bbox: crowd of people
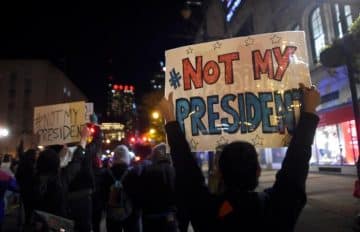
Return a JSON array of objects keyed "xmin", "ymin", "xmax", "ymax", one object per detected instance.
[{"xmin": 0, "ymin": 83, "xmax": 320, "ymax": 232}]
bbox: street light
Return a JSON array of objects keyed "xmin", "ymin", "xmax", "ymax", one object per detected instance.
[
  {"xmin": 152, "ymin": 111, "xmax": 160, "ymax": 120},
  {"xmin": 0, "ymin": 128, "xmax": 9, "ymax": 137},
  {"xmin": 149, "ymin": 128, "xmax": 156, "ymax": 135}
]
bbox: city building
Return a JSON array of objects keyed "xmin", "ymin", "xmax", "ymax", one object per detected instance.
[
  {"xmin": 0, "ymin": 60, "xmax": 87, "ymax": 155},
  {"xmin": 194, "ymin": 0, "xmax": 360, "ymax": 174},
  {"xmin": 150, "ymin": 61, "xmax": 166, "ymax": 91},
  {"xmin": 106, "ymin": 82, "xmax": 137, "ymax": 138}
]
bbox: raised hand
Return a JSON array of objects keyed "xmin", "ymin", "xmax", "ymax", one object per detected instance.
[
  {"xmin": 158, "ymin": 92, "xmax": 176, "ymax": 122},
  {"xmin": 299, "ymin": 83, "xmax": 320, "ymax": 114}
]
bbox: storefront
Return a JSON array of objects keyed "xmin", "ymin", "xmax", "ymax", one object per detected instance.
[{"xmin": 260, "ymin": 65, "xmax": 360, "ymax": 175}]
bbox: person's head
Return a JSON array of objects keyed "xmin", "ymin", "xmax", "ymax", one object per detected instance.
[
  {"xmin": 149, "ymin": 143, "xmax": 171, "ymax": 164},
  {"xmin": 112, "ymin": 145, "xmax": 130, "ymax": 165},
  {"xmin": 1, "ymin": 154, "xmax": 12, "ymax": 169},
  {"xmin": 36, "ymin": 149, "xmax": 60, "ymax": 175},
  {"xmin": 2, "ymin": 154, "xmax": 12, "ymax": 163},
  {"xmin": 218, "ymin": 141, "xmax": 260, "ymax": 192},
  {"xmin": 90, "ymin": 113, "xmax": 98, "ymax": 124},
  {"xmin": 22, "ymin": 149, "xmax": 37, "ymax": 166}
]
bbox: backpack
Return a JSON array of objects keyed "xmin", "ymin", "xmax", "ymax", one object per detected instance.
[{"xmin": 107, "ymin": 170, "xmax": 133, "ymax": 221}]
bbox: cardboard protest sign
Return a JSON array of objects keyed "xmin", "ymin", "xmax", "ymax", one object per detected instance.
[
  {"xmin": 35, "ymin": 210, "xmax": 74, "ymax": 232},
  {"xmin": 34, "ymin": 101, "xmax": 86, "ymax": 146},
  {"xmin": 165, "ymin": 31, "xmax": 311, "ymax": 151}
]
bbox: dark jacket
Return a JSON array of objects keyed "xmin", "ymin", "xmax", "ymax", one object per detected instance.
[
  {"xmin": 33, "ymin": 173, "xmax": 65, "ymax": 217},
  {"xmin": 138, "ymin": 160, "xmax": 176, "ymax": 215},
  {"xmin": 104, "ymin": 163, "xmax": 129, "ymax": 203},
  {"xmin": 165, "ymin": 112, "xmax": 319, "ymax": 232},
  {"xmin": 62, "ymin": 146, "xmax": 95, "ymax": 195}
]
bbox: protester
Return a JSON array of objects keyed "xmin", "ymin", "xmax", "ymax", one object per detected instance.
[
  {"xmin": 139, "ymin": 143, "xmax": 178, "ymax": 232},
  {"xmin": 62, "ymin": 126, "xmax": 95, "ymax": 232},
  {"xmin": 16, "ymin": 149, "xmax": 37, "ymax": 228},
  {"xmin": 91, "ymin": 156, "xmax": 108, "ymax": 232},
  {"xmin": 33, "ymin": 148, "xmax": 66, "ymax": 217},
  {"xmin": 0, "ymin": 166, "xmax": 17, "ymax": 232},
  {"xmin": 105, "ymin": 144, "xmax": 141, "ymax": 232},
  {"xmin": 159, "ymin": 83, "xmax": 320, "ymax": 231}
]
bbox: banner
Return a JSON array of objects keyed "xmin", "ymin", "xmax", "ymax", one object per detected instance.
[
  {"xmin": 165, "ymin": 31, "xmax": 311, "ymax": 151},
  {"xmin": 34, "ymin": 101, "xmax": 86, "ymax": 146}
]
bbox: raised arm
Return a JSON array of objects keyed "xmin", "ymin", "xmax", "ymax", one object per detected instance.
[
  {"xmin": 273, "ymin": 84, "xmax": 320, "ymax": 191},
  {"xmin": 159, "ymin": 93, "xmax": 215, "ymax": 231},
  {"xmin": 159, "ymin": 93, "xmax": 207, "ymax": 193}
]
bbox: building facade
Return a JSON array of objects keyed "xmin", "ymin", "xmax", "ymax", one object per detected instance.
[
  {"xmin": 106, "ymin": 83, "xmax": 137, "ymax": 138},
  {"xmin": 196, "ymin": 0, "xmax": 360, "ymax": 174},
  {"xmin": 0, "ymin": 60, "xmax": 87, "ymax": 155}
]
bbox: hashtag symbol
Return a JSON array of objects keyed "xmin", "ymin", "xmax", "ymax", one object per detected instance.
[{"xmin": 169, "ymin": 68, "xmax": 181, "ymax": 89}]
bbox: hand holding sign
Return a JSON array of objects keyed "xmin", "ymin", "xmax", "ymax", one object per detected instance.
[
  {"xmin": 159, "ymin": 92, "xmax": 175, "ymax": 123},
  {"xmin": 299, "ymin": 83, "xmax": 320, "ymax": 114}
]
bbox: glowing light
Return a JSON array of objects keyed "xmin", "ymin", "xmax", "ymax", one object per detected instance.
[
  {"xmin": 149, "ymin": 128, "xmax": 156, "ymax": 134},
  {"xmin": 0, "ymin": 128, "xmax": 9, "ymax": 137},
  {"xmin": 106, "ymin": 139, "xmax": 111, "ymax": 144},
  {"xmin": 152, "ymin": 111, "xmax": 160, "ymax": 119},
  {"xmin": 135, "ymin": 156, "xmax": 141, "ymax": 162},
  {"xmin": 106, "ymin": 149, "xmax": 110, "ymax": 154}
]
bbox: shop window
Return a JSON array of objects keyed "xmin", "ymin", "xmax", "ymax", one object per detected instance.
[
  {"xmin": 310, "ymin": 7, "xmax": 326, "ymax": 63},
  {"xmin": 314, "ymin": 120, "xmax": 359, "ymax": 165}
]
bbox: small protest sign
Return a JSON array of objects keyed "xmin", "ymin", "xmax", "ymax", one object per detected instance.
[{"xmin": 34, "ymin": 101, "xmax": 86, "ymax": 146}]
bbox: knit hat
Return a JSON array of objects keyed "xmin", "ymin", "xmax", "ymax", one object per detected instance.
[
  {"xmin": 112, "ymin": 145, "xmax": 130, "ymax": 165},
  {"xmin": 151, "ymin": 143, "xmax": 170, "ymax": 164}
]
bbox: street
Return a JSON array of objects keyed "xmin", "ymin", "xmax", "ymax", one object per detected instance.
[
  {"xmin": 258, "ymin": 171, "xmax": 359, "ymax": 231},
  {"xmin": 3, "ymin": 171, "xmax": 359, "ymax": 231}
]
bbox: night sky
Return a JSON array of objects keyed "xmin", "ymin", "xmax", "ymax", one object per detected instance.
[{"xmin": 0, "ymin": 2, "xmax": 192, "ymax": 115}]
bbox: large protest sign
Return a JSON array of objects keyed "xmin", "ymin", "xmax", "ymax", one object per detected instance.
[
  {"xmin": 34, "ymin": 101, "xmax": 86, "ymax": 146},
  {"xmin": 165, "ymin": 31, "xmax": 311, "ymax": 151}
]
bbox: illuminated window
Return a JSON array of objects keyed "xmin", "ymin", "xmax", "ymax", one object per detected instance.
[
  {"xmin": 333, "ymin": 4, "xmax": 353, "ymax": 38},
  {"xmin": 310, "ymin": 7, "xmax": 326, "ymax": 63}
]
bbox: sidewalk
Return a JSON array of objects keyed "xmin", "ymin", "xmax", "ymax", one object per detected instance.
[{"xmin": 258, "ymin": 170, "xmax": 359, "ymax": 231}]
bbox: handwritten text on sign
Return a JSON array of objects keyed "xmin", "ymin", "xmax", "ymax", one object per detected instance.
[
  {"xmin": 34, "ymin": 101, "xmax": 86, "ymax": 146},
  {"xmin": 165, "ymin": 32, "xmax": 311, "ymax": 150}
]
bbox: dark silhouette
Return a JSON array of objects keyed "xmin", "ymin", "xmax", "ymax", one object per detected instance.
[{"xmin": 159, "ymin": 84, "xmax": 320, "ymax": 231}]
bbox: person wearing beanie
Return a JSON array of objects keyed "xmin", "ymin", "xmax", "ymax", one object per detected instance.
[
  {"xmin": 104, "ymin": 145, "xmax": 141, "ymax": 232},
  {"xmin": 137, "ymin": 143, "xmax": 178, "ymax": 232}
]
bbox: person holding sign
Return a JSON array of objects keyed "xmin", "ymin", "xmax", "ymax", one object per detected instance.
[{"xmin": 159, "ymin": 83, "xmax": 320, "ymax": 231}]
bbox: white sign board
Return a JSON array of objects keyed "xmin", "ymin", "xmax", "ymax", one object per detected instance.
[
  {"xmin": 165, "ymin": 31, "xmax": 311, "ymax": 151},
  {"xmin": 34, "ymin": 101, "xmax": 86, "ymax": 146}
]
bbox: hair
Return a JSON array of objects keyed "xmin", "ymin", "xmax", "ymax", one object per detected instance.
[
  {"xmin": 3, "ymin": 154, "xmax": 12, "ymax": 163},
  {"xmin": 218, "ymin": 141, "xmax": 260, "ymax": 192},
  {"xmin": 150, "ymin": 143, "xmax": 171, "ymax": 164},
  {"xmin": 113, "ymin": 145, "xmax": 130, "ymax": 165},
  {"xmin": 36, "ymin": 149, "xmax": 60, "ymax": 175}
]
